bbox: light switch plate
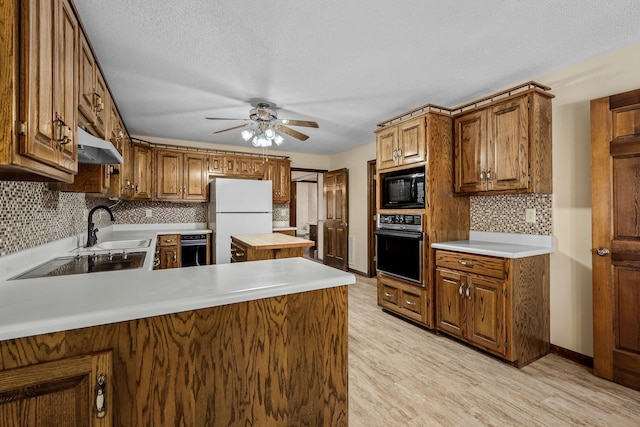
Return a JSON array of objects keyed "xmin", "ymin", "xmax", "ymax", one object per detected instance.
[
  {"xmin": 145, "ymin": 209, "xmax": 153, "ymax": 218},
  {"xmin": 525, "ymin": 208, "xmax": 536, "ymax": 223}
]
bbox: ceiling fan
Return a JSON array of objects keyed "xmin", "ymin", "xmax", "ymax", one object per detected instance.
[{"xmin": 205, "ymin": 101, "xmax": 318, "ymax": 147}]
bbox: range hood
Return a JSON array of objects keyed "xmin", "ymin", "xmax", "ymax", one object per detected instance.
[{"xmin": 77, "ymin": 127, "xmax": 123, "ymax": 164}]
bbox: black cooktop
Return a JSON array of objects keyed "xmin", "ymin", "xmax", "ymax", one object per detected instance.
[{"xmin": 11, "ymin": 252, "xmax": 147, "ymax": 280}]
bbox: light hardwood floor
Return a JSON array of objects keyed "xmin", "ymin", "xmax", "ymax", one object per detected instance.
[{"xmin": 348, "ymin": 276, "xmax": 640, "ymax": 426}]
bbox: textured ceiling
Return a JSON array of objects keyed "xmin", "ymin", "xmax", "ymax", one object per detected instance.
[{"xmin": 73, "ymin": 0, "xmax": 640, "ymax": 155}]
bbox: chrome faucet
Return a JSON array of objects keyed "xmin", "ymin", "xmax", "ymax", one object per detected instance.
[{"xmin": 86, "ymin": 205, "xmax": 116, "ymax": 248}]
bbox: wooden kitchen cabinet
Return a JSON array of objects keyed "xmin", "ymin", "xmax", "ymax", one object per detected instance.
[
  {"xmin": 207, "ymin": 153, "xmax": 240, "ymax": 176},
  {"xmin": 157, "ymin": 234, "xmax": 180, "ymax": 269},
  {"xmin": 0, "ymin": 0, "xmax": 79, "ymax": 183},
  {"xmin": 155, "ymin": 149, "xmax": 208, "ymax": 202},
  {"xmin": 78, "ymin": 29, "xmax": 108, "ymax": 139},
  {"xmin": 454, "ymin": 89, "xmax": 553, "ymax": 194},
  {"xmin": 0, "ymin": 351, "xmax": 113, "ymax": 426},
  {"xmin": 375, "ymin": 117, "xmax": 426, "ymax": 171},
  {"xmin": 238, "ymin": 155, "xmax": 266, "ymax": 177},
  {"xmin": 435, "ymin": 250, "xmax": 550, "ymax": 367},
  {"xmin": 265, "ymin": 158, "xmax": 291, "ymax": 202},
  {"xmin": 131, "ymin": 143, "xmax": 153, "ymax": 200}
]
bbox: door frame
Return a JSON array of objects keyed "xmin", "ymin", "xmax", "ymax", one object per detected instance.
[{"xmin": 367, "ymin": 159, "xmax": 377, "ymax": 277}]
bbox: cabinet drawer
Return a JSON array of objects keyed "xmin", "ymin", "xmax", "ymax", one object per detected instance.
[
  {"xmin": 231, "ymin": 242, "xmax": 246, "ymax": 263},
  {"xmin": 158, "ymin": 234, "xmax": 180, "ymax": 247},
  {"xmin": 400, "ymin": 290, "xmax": 423, "ymax": 316},
  {"xmin": 435, "ymin": 250, "xmax": 505, "ymax": 279},
  {"xmin": 380, "ymin": 285, "xmax": 399, "ymax": 306}
]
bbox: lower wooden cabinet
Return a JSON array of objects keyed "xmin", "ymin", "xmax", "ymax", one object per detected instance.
[
  {"xmin": 0, "ymin": 351, "xmax": 113, "ymax": 426},
  {"xmin": 156, "ymin": 234, "xmax": 180, "ymax": 269},
  {"xmin": 377, "ymin": 274, "xmax": 428, "ymax": 325},
  {"xmin": 435, "ymin": 250, "xmax": 549, "ymax": 367}
]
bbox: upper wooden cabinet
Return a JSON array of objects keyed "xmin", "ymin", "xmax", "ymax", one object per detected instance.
[
  {"xmin": 0, "ymin": 0, "xmax": 79, "ymax": 183},
  {"xmin": 78, "ymin": 30, "xmax": 108, "ymax": 138},
  {"xmin": 238, "ymin": 156, "xmax": 266, "ymax": 178},
  {"xmin": 265, "ymin": 158, "xmax": 291, "ymax": 203},
  {"xmin": 454, "ymin": 90, "xmax": 553, "ymax": 194},
  {"xmin": 376, "ymin": 117, "xmax": 426, "ymax": 171},
  {"xmin": 156, "ymin": 149, "xmax": 208, "ymax": 202},
  {"xmin": 131, "ymin": 144, "xmax": 153, "ymax": 200}
]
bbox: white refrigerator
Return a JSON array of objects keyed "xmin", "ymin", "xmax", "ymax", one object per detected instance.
[{"xmin": 208, "ymin": 178, "xmax": 273, "ymax": 264}]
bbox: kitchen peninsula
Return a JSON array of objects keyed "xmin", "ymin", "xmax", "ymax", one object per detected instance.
[{"xmin": 0, "ymin": 253, "xmax": 353, "ymax": 426}]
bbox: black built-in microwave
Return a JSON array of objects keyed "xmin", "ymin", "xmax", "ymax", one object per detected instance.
[{"xmin": 381, "ymin": 168, "xmax": 425, "ymax": 209}]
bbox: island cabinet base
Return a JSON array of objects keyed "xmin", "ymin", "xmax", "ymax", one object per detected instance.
[{"xmin": 0, "ymin": 286, "xmax": 348, "ymax": 426}]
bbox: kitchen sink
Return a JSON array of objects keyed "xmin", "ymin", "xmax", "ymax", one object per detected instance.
[
  {"xmin": 11, "ymin": 252, "xmax": 147, "ymax": 280},
  {"xmin": 87, "ymin": 239, "xmax": 151, "ymax": 251}
]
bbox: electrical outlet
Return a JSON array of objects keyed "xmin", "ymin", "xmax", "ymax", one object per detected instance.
[
  {"xmin": 145, "ymin": 209, "xmax": 153, "ymax": 218},
  {"xmin": 525, "ymin": 208, "xmax": 536, "ymax": 223}
]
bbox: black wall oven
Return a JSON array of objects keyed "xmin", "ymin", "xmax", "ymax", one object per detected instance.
[{"xmin": 375, "ymin": 214, "xmax": 423, "ymax": 285}]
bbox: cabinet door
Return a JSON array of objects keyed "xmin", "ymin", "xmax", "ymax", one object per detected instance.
[
  {"xmin": 435, "ymin": 268, "xmax": 466, "ymax": 338},
  {"xmin": 93, "ymin": 69, "xmax": 108, "ymax": 138},
  {"xmin": 207, "ymin": 154, "xmax": 225, "ymax": 175},
  {"xmin": 237, "ymin": 157, "xmax": 252, "ymax": 175},
  {"xmin": 132, "ymin": 145, "xmax": 152, "ymax": 200},
  {"xmin": 183, "ymin": 152, "xmax": 208, "ymax": 201},
  {"xmin": 466, "ymin": 275, "xmax": 506, "ymax": 355},
  {"xmin": 487, "ymin": 96, "xmax": 529, "ymax": 191},
  {"xmin": 0, "ymin": 351, "xmax": 112, "ymax": 426},
  {"xmin": 78, "ymin": 31, "xmax": 96, "ymax": 128},
  {"xmin": 454, "ymin": 109, "xmax": 485, "ymax": 193},
  {"xmin": 398, "ymin": 117, "xmax": 425, "ymax": 166},
  {"xmin": 159, "ymin": 246, "xmax": 180, "ymax": 269},
  {"xmin": 277, "ymin": 159, "xmax": 291, "ymax": 202},
  {"xmin": 156, "ymin": 150, "xmax": 183, "ymax": 200},
  {"xmin": 376, "ymin": 126, "xmax": 398, "ymax": 170},
  {"xmin": 251, "ymin": 158, "xmax": 265, "ymax": 177},
  {"xmin": 223, "ymin": 156, "xmax": 239, "ymax": 175}
]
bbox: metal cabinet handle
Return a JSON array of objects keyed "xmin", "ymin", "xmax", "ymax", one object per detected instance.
[
  {"xmin": 486, "ymin": 167, "xmax": 492, "ymax": 183},
  {"xmin": 458, "ymin": 259, "xmax": 474, "ymax": 267},
  {"xmin": 384, "ymin": 292, "xmax": 393, "ymax": 298},
  {"xmin": 466, "ymin": 284, "xmax": 472, "ymax": 300},
  {"xmin": 459, "ymin": 283, "xmax": 464, "ymax": 296},
  {"xmin": 480, "ymin": 169, "xmax": 486, "ymax": 182},
  {"xmin": 405, "ymin": 300, "xmax": 416, "ymax": 306},
  {"xmin": 235, "ymin": 252, "xmax": 243, "ymax": 257},
  {"xmin": 95, "ymin": 373, "xmax": 106, "ymax": 419},
  {"xmin": 595, "ymin": 247, "xmax": 610, "ymax": 256},
  {"xmin": 164, "ymin": 239, "xmax": 172, "ymax": 243}
]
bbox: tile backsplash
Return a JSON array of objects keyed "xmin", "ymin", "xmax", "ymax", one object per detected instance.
[
  {"xmin": 470, "ymin": 194, "xmax": 552, "ymax": 235},
  {"xmin": 0, "ymin": 181, "xmax": 85, "ymax": 256},
  {"xmin": 86, "ymin": 198, "xmax": 207, "ymax": 226}
]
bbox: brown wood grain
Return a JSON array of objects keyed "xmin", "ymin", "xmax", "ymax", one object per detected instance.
[
  {"xmin": 231, "ymin": 233, "xmax": 313, "ymax": 250},
  {"xmin": 0, "ymin": 286, "xmax": 348, "ymax": 426}
]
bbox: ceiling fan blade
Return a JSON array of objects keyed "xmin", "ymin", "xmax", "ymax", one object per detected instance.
[
  {"xmin": 278, "ymin": 125, "xmax": 309, "ymax": 141},
  {"xmin": 212, "ymin": 123, "xmax": 251, "ymax": 134},
  {"xmin": 205, "ymin": 117, "xmax": 248, "ymax": 121},
  {"xmin": 278, "ymin": 119, "xmax": 319, "ymax": 128}
]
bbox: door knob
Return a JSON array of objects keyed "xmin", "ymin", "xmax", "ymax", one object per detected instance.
[{"xmin": 595, "ymin": 247, "xmax": 610, "ymax": 256}]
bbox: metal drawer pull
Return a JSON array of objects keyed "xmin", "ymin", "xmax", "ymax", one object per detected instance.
[
  {"xmin": 95, "ymin": 373, "xmax": 106, "ymax": 419},
  {"xmin": 384, "ymin": 292, "xmax": 393, "ymax": 298},
  {"xmin": 235, "ymin": 252, "xmax": 243, "ymax": 257},
  {"xmin": 458, "ymin": 259, "xmax": 474, "ymax": 267},
  {"xmin": 459, "ymin": 283, "xmax": 464, "ymax": 296},
  {"xmin": 405, "ymin": 300, "xmax": 416, "ymax": 306}
]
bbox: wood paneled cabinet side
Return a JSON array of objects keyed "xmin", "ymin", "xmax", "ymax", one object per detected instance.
[
  {"xmin": 435, "ymin": 250, "xmax": 550, "ymax": 368},
  {"xmin": 0, "ymin": 0, "xmax": 79, "ymax": 183},
  {"xmin": 454, "ymin": 91, "xmax": 553, "ymax": 195}
]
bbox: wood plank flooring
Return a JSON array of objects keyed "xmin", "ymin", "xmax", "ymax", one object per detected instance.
[{"xmin": 349, "ymin": 276, "xmax": 640, "ymax": 426}]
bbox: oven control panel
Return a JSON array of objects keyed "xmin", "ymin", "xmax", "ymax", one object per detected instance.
[{"xmin": 378, "ymin": 214, "xmax": 422, "ymax": 231}]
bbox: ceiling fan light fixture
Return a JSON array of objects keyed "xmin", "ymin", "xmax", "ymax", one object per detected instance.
[
  {"xmin": 252, "ymin": 133, "xmax": 271, "ymax": 147},
  {"xmin": 274, "ymin": 134, "xmax": 284, "ymax": 145},
  {"xmin": 264, "ymin": 127, "xmax": 276, "ymax": 139},
  {"xmin": 241, "ymin": 129, "xmax": 255, "ymax": 141}
]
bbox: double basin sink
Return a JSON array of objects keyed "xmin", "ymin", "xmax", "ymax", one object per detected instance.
[{"xmin": 11, "ymin": 239, "xmax": 152, "ymax": 280}]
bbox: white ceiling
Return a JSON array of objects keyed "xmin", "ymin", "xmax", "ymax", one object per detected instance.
[{"xmin": 73, "ymin": 0, "xmax": 640, "ymax": 155}]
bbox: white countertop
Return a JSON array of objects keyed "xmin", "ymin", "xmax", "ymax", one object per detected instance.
[
  {"xmin": 431, "ymin": 231, "xmax": 554, "ymax": 258},
  {"xmin": 0, "ymin": 224, "xmax": 354, "ymax": 341}
]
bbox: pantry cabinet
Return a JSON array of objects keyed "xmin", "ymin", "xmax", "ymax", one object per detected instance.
[
  {"xmin": 155, "ymin": 149, "xmax": 208, "ymax": 202},
  {"xmin": 435, "ymin": 250, "xmax": 549, "ymax": 367},
  {"xmin": 0, "ymin": 0, "xmax": 79, "ymax": 182},
  {"xmin": 375, "ymin": 117, "xmax": 425, "ymax": 171},
  {"xmin": 454, "ymin": 90, "xmax": 553, "ymax": 194}
]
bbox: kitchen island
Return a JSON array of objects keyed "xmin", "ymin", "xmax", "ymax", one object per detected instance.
[
  {"xmin": 231, "ymin": 233, "xmax": 314, "ymax": 262},
  {"xmin": 0, "ymin": 257, "xmax": 353, "ymax": 426}
]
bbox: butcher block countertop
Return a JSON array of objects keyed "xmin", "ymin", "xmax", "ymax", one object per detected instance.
[{"xmin": 232, "ymin": 233, "xmax": 314, "ymax": 249}]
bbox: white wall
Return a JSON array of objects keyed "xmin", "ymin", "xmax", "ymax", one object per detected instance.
[
  {"xmin": 328, "ymin": 142, "xmax": 377, "ymax": 273},
  {"xmin": 534, "ymin": 41, "xmax": 640, "ymax": 356}
]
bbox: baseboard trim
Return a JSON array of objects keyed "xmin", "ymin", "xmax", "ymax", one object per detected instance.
[
  {"xmin": 550, "ymin": 344, "xmax": 593, "ymax": 368},
  {"xmin": 349, "ymin": 268, "xmax": 368, "ymax": 277}
]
